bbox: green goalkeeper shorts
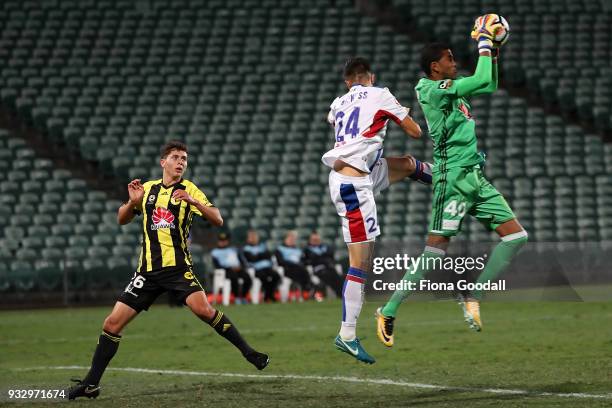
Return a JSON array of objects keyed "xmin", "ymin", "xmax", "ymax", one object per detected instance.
[{"xmin": 429, "ymin": 165, "xmax": 515, "ymax": 236}]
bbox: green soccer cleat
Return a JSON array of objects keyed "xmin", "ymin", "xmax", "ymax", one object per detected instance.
[{"xmin": 334, "ymin": 335, "xmax": 375, "ymax": 364}]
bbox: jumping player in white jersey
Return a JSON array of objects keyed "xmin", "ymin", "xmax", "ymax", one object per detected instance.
[{"xmin": 323, "ymin": 57, "xmax": 433, "ymax": 363}]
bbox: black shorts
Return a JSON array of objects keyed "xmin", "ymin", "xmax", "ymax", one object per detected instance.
[{"xmin": 117, "ymin": 266, "xmax": 205, "ymax": 313}]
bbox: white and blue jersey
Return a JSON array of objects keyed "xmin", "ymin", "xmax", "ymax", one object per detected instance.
[
  {"xmin": 276, "ymin": 245, "xmax": 303, "ymax": 265},
  {"xmin": 211, "ymin": 247, "xmax": 242, "ymax": 269},
  {"xmin": 242, "ymin": 243, "xmax": 273, "ymax": 271},
  {"xmin": 322, "ymin": 85, "xmax": 409, "ymax": 173}
]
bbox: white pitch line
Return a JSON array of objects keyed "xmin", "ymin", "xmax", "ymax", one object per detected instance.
[{"xmin": 17, "ymin": 365, "xmax": 612, "ymax": 400}]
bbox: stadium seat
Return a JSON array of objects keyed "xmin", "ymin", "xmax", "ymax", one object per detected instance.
[
  {"xmin": 0, "ymin": 262, "xmax": 10, "ymax": 292},
  {"xmin": 9, "ymin": 260, "xmax": 36, "ymax": 292},
  {"xmin": 107, "ymin": 257, "xmax": 132, "ymax": 287},
  {"xmin": 35, "ymin": 259, "xmax": 62, "ymax": 291},
  {"xmin": 83, "ymin": 258, "xmax": 108, "ymax": 289}
]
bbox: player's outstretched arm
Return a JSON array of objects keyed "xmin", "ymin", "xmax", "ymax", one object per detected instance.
[
  {"xmin": 471, "ymin": 49, "xmax": 499, "ymax": 96},
  {"xmin": 399, "ymin": 114, "xmax": 422, "ymax": 139},
  {"xmin": 452, "ymin": 53, "xmax": 493, "ymax": 98},
  {"xmin": 454, "ymin": 15, "xmax": 505, "ymax": 97},
  {"xmin": 117, "ymin": 179, "xmax": 144, "ymax": 225}
]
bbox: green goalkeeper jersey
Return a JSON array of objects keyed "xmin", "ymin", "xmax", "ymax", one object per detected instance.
[{"xmin": 414, "ymin": 55, "xmax": 497, "ymax": 173}]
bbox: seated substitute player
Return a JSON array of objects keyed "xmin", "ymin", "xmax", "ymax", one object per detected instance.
[
  {"xmin": 211, "ymin": 231, "xmax": 253, "ymax": 304},
  {"xmin": 304, "ymin": 231, "xmax": 343, "ymax": 298},
  {"xmin": 242, "ymin": 229, "xmax": 281, "ymax": 303},
  {"xmin": 275, "ymin": 230, "xmax": 313, "ymax": 300},
  {"xmin": 322, "ymin": 57, "xmax": 433, "ymax": 364},
  {"xmin": 376, "ymin": 18, "xmax": 528, "ymax": 347},
  {"xmin": 68, "ymin": 141, "xmax": 269, "ymax": 400}
]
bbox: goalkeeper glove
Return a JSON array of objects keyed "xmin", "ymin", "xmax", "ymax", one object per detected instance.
[{"xmin": 471, "ymin": 15, "xmax": 502, "ymax": 51}]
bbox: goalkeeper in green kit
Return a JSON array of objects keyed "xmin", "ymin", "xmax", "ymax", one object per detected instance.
[{"xmin": 376, "ymin": 15, "xmax": 528, "ymax": 345}]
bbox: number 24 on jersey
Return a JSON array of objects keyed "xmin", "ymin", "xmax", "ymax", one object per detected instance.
[{"xmin": 335, "ymin": 107, "xmax": 360, "ymax": 143}]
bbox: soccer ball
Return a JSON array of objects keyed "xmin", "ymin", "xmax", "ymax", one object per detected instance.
[{"xmin": 488, "ymin": 14, "xmax": 510, "ymax": 47}]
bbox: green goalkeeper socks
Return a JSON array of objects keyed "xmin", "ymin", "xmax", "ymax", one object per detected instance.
[
  {"xmin": 473, "ymin": 231, "xmax": 528, "ymax": 300},
  {"xmin": 382, "ymin": 247, "xmax": 445, "ymax": 318}
]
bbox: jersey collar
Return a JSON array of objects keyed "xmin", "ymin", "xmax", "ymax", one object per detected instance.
[{"xmin": 161, "ymin": 178, "xmax": 183, "ymax": 189}]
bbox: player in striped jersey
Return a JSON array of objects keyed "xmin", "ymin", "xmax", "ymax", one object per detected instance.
[
  {"xmin": 69, "ymin": 141, "xmax": 269, "ymax": 400},
  {"xmin": 323, "ymin": 57, "xmax": 433, "ymax": 364}
]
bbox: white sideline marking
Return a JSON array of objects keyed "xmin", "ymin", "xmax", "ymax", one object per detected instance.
[{"xmin": 18, "ymin": 366, "xmax": 612, "ymax": 400}]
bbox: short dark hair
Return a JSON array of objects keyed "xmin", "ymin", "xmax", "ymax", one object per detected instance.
[
  {"xmin": 343, "ymin": 57, "xmax": 371, "ymax": 80},
  {"xmin": 160, "ymin": 140, "xmax": 187, "ymax": 158},
  {"xmin": 420, "ymin": 42, "xmax": 450, "ymax": 75}
]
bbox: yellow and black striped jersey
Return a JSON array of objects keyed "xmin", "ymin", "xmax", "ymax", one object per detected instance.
[{"xmin": 132, "ymin": 178, "xmax": 213, "ymax": 272}]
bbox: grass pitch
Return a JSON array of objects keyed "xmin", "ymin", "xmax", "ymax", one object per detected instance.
[{"xmin": 1, "ymin": 300, "xmax": 612, "ymax": 407}]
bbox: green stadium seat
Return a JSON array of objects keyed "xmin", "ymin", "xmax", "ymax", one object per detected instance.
[
  {"xmin": 73, "ymin": 222, "xmax": 96, "ymax": 236},
  {"xmin": 9, "ymin": 260, "xmax": 36, "ymax": 292},
  {"xmin": 98, "ymin": 223, "xmax": 120, "ymax": 234},
  {"xmin": 0, "ymin": 261, "xmax": 10, "ymax": 292},
  {"xmin": 116, "ymin": 234, "xmax": 139, "ymax": 246},
  {"xmin": 112, "ymin": 245, "xmax": 136, "ymax": 259},
  {"xmin": 50, "ymin": 224, "xmax": 73, "ymax": 238},
  {"xmin": 45, "ymin": 179, "xmax": 65, "ymax": 193},
  {"xmin": 80, "ymin": 213, "xmax": 100, "ymax": 224},
  {"xmin": 88, "ymin": 245, "xmax": 111, "ymax": 259},
  {"xmin": 11, "ymin": 214, "xmax": 31, "ymax": 227},
  {"xmin": 45, "ymin": 236, "xmax": 67, "ymax": 248},
  {"xmin": 27, "ymin": 225, "xmax": 50, "ymax": 237},
  {"xmin": 35, "ymin": 259, "xmax": 62, "ymax": 290},
  {"xmin": 22, "ymin": 180, "xmax": 43, "ymax": 194},
  {"xmin": 38, "ymin": 202, "xmax": 60, "ymax": 214},
  {"xmin": 0, "ymin": 180, "xmax": 19, "ymax": 195},
  {"xmin": 92, "ymin": 234, "xmax": 114, "ymax": 248},
  {"xmin": 22, "ymin": 236, "xmax": 45, "ymax": 250}
]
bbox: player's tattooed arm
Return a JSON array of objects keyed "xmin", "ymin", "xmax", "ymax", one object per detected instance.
[
  {"xmin": 172, "ymin": 190, "xmax": 223, "ymax": 227},
  {"xmin": 117, "ymin": 179, "xmax": 144, "ymax": 225}
]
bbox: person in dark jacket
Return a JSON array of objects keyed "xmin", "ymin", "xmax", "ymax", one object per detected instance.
[
  {"xmin": 304, "ymin": 231, "xmax": 343, "ymax": 298},
  {"xmin": 275, "ymin": 230, "xmax": 312, "ymax": 300},
  {"xmin": 211, "ymin": 232, "xmax": 252, "ymax": 304},
  {"xmin": 242, "ymin": 230, "xmax": 281, "ymax": 302}
]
